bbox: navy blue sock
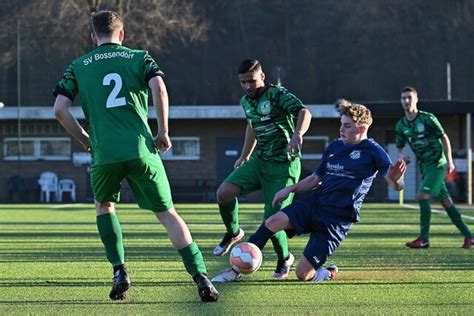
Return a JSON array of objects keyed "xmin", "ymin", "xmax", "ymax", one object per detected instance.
[{"xmin": 248, "ymin": 224, "xmax": 275, "ymax": 250}]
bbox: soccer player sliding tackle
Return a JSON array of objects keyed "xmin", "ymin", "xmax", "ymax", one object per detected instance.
[{"xmin": 213, "ymin": 100, "xmax": 406, "ymax": 282}]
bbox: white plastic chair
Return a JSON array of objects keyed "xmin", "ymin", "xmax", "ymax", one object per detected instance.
[
  {"xmin": 58, "ymin": 179, "xmax": 76, "ymax": 202},
  {"xmin": 38, "ymin": 172, "xmax": 59, "ymax": 203}
]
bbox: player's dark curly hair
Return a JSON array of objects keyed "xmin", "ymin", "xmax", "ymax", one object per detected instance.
[
  {"xmin": 91, "ymin": 10, "xmax": 123, "ymax": 36},
  {"xmin": 337, "ymin": 99, "xmax": 373, "ymax": 126}
]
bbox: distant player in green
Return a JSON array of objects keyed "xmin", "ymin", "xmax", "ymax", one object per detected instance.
[
  {"xmin": 53, "ymin": 10, "xmax": 218, "ymax": 301},
  {"xmin": 395, "ymin": 86, "xmax": 472, "ymax": 249},
  {"xmin": 212, "ymin": 59, "xmax": 312, "ymax": 282}
]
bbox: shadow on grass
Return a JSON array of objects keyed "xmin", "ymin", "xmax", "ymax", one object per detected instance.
[
  {"xmin": 0, "ymin": 300, "xmax": 210, "ymax": 305},
  {"xmin": 0, "ymin": 230, "xmax": 269, "ymax": 243},
  {"xmin": 0, "ymin": 230, "xmax": 231, "ymax": 239},
  {"xmin": 0, "ymin": 246, "xmax": 215, "ymax": 262},
  {"xmin": 1, "ymin": 279, "xmax": 473, "ymax": 288}
]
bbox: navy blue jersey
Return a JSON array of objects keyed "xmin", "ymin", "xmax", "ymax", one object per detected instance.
[{"xmin": 313, "ymin": 138, "xmax": 391, "ymax": 222}]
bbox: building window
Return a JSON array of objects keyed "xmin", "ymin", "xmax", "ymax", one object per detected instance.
[
  {"xmin": 161, "ymin": 137, "xmax": 200, "ymax": 160},
  {"xmin": 3, "ymin": 137, "xmax": 71, "ymax": 161},
  {"xmin": 302, "ymin": 136, "xmax": 329, "ymax": 160}
]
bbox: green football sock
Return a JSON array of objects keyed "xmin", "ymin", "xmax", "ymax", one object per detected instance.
[
  {"xmin": 445, "ymin": 205, "xmax": 472, "ymax": 237},
  {"xmin": 270, "ymin": 230, "xmax": 289, "ymax": 261},
  {"xmin": 219, "ymin": 197, "xmax": 240, "ymax": 235},
  {"xmin": 178, "ymin": 242, "xmax": 207, "ymax": 278},
  {"xmin": 96, "ymin": 212, "xmax": 125, "ymax": 267},
  {"xmin": 419, "ymin": 199, "xmax": 431, "ymax": 240}
]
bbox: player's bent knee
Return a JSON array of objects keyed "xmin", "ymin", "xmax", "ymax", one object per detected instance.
[
  {"xmin": 441, "ymin": 197, "xmax": 453, "ymax": 208},
  {"xmin": 295, "ymin": 266, "xmax": 313, "ymax": 281},
  {"xmin": 216, "ymin": 183, "xmax": 240, "ymax": 204},
  {"xmin": 417, "ymin": 193, "xmax": 430, "ymax": 200},
  {"xmin": 95, "ymin": 201, "xmax": 115, "ymax": 215},
  {"xmin": 295, "ymin": 256, "xmax": 316, "ymax": 281},
  {"xmin": 155, "ymin": 207, "xmax": 179, "ymax": 223},
  {"xmin": 265, "ymin": 215, "xmax": 280, "ymax": 228},
  {"xmin": 216, "ymin": 186, "xmax": 232, "ymax": 203},
  {"xmin": 265, "ymin": 212, "xmax": 289, "ymax": 231}
]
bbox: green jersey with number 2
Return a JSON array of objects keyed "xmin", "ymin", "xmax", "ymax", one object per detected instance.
[{"xmin": 54, "ymin": 43, "xmax": 164, "ymax": 165}]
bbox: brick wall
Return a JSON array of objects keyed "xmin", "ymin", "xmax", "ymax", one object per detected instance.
[{"xmin": 1, "ymin": 114, "xmax": 470, "ymax": 203}]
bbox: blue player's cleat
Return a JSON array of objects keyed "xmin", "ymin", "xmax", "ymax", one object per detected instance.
[
  {"xmin": 326, "ymin": 264, "xmax": 338, "ymax": 280},
  {"xmin": 312, "ymin": 264, "xmax": 338, "ymax": 282}
]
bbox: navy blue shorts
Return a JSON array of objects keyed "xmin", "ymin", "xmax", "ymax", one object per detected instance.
[{"xmin": 281, "ymin": 193, "xmax": 352, "ymax": 269}]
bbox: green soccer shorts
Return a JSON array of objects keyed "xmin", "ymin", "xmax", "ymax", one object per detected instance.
[
  {"xmin": 419, "ymin": 165, "xmax": 449, "ymax": 200},
  {"xmin": 225, "ymin": 156, "xmax": 301, "ymax": 218},
  {"xmin": 91, "ymin": 152, "xmax": 174, "ymax": 212}
]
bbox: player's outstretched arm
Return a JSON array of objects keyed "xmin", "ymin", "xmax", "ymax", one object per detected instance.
[
  {"xmin": 384, "ymin": 159, "xmax": 406, "ymax": 191},
  {"xmin": 272, "ymin": 173, "xmax": 321, "ymax": 206},
  {"xmin": 53, "ymin": 95, "xmax": 89, "ymax": 151}
]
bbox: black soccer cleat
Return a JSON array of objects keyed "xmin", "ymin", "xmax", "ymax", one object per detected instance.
[
  {"xmin": 272, "ymin": 252, "xmax": 295, "ymax": 279},
  {"xmin": 109, "ymin": 268, "xmax": 131, "ymax": 301},
  {"xmin": 196, "ymin": 274, "xmax": 219, "ymax": 302}
]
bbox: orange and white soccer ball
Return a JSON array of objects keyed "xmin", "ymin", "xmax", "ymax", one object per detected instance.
[{"xmin": 229, "ymin": 242, "xmax": 263, "ymax": 274}]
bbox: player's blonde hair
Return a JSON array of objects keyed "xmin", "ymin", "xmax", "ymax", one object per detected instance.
[{"xmin": 337, "ymin": 99, "xmax": 373, "ymax": 127}]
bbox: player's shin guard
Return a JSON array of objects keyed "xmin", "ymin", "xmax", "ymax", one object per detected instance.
[
  {"xmin": 445, "ymin": 205, "xmax": 472, "ymax": 237},
  {"xmin": 419, "ymin": 199, "xmax": 431, "ymax": 240},
  {"xmin": 178, "ymin": 242, "xmax": 207, "ymax": 278},
  {"xmin": 96, "ymin": 212, "xmax": 125, "ymax": 266},
  {"xmin": 219, "ymin": 197, "xmax": 240, "ymax": 235},
  {"xmin": 248, "ymin": 224, "xmax": 275, "ymax": 250}
]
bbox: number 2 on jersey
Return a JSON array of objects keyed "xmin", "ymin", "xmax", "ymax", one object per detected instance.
[{"xmin": 103, "ymin": 73, "xmax": 126, "ymax": 108}]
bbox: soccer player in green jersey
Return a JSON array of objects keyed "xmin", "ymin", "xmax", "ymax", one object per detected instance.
[
  {"xmin": 212, "ymin": 59, "xmax": 312, "ymax": 282},
  {"xmin": 395, "ymin": 86, "xmax": 473, "ymax": 249},
  {"xmin": 52, "ymin": 10, "xmax": 218, "ymax": 301}
]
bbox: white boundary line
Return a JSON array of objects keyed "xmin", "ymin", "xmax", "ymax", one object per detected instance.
[
  {"xmin": 403, "ymin": 204, "xmax": 474, "ymax": 221},
  {"xmin": 50, "ymin": 203, "xmax": 474, "ymax": 221},
  {"xmin": 50, "ymin": 204, "xmax": 88, "ymax": 208}
]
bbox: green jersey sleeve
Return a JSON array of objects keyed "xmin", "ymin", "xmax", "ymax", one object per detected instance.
[
  {"xmin": 53, "ymin": 63, "xmax": 79, "ymax": 101},
  {"xmin": 426, "ymin": 112, "xmax": 445, "ymax": 137},
  {"xmin": 275, "ymin": 85, "xmax": 305, "ymax": 115},
  {"xmin": 143, "ymin": 51, "xmax": 165, "ymax": 83}
]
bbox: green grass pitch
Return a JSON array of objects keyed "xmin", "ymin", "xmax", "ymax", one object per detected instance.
[{"xmin": 0, "ymin": 203, "xmax": 473, "ymax": 314}]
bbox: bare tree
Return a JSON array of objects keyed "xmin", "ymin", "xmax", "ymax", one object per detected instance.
[{"xmin": 0, "ymin": 0, "xmax": 209, "ymax": 67}]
